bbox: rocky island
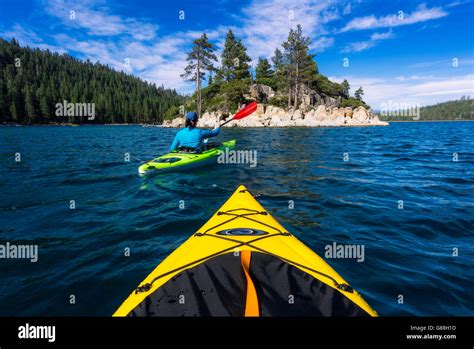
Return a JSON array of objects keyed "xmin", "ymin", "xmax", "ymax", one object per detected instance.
[{"xmin": 164, "ymin": 84, "xmax": 388, "ymax": 128}]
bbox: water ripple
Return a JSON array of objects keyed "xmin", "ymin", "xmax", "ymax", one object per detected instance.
[{"xmin": 0, "ymin": 122, "xmax": 473, "ymax": 316}]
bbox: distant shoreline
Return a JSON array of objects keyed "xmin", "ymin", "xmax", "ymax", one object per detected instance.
[
  {"xmin": 380, "ymin": 119, "xmax": 473, "ymax": 123},
  {"xmin": 1, "ymin": 119, "xmax": 473, "ymax": 127},
  {"xmin": 0, "ymin": 123, "xmax": 136, "ymax": 126}
]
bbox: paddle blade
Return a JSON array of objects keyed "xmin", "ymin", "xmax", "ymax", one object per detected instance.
[{"xmin": 233, "ymin": 101, "xmax": 257, "ymax": 120}]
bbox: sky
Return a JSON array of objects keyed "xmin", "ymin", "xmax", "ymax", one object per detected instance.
[{"xmin": 0, "ymin": 0, "xmax": 473, "ymax": 108}]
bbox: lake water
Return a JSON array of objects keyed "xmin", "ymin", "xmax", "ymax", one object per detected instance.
[{"xmin": 0, "ymin": 122, "xmax": 473, "ymax": 316}]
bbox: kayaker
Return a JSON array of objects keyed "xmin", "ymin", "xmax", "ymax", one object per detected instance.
[{"xmin": 170, "ymin": 111, "xmax": 220, "ymax": 152}]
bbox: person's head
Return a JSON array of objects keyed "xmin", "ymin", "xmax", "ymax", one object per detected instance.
[{"xmin": 185, "ymin": 112, "xmax": 198, "ymax": 128}]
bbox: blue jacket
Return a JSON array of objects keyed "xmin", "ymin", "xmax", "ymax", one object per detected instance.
[{"xmin": 170, "ymin": 127, "xmax": 220, "ymax": 152}]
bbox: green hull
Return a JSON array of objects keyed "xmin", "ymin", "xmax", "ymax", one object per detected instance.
[{"xmin": 138, "ymin": 140, "xmax": 236, "ymax": 175}]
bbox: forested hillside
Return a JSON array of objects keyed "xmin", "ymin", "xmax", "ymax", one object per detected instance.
[
  {"xmin": 0, "ymin": 38, "xmax": 186, "ymax": 124},
  {"xmin": 378, "ymin": 98, "xmax": 474, "ymax": 121}
]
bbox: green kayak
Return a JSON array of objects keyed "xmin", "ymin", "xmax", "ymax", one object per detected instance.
[{"xmin": 138, "ymin": 140, "xmax": 236, "ymax": 175}]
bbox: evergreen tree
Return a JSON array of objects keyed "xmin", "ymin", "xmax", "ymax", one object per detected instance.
[
  {"xmin": 8, "ymin": 79, "xmax": 24, "ymax": 122},
  {"xmin": 0, "ymin": 71, "xmax": 6, "ymax": 117},
  {"xmin": 218, "ymin": 31, "xmax": 252, "ymax": 111},
  {"xmin": 355, "ymin": 87, "xmax": 364, "ymax": 101},
  {"xmin": 282, "ymin": 25, "xmax": 315, "ymax": 110},
  {"xmin": 220, "ymin": 30, "xmax": 237, "ymax": 82},
  {"xmin": 341, "ymin": 79, "xmax": 350, "ymax": 99},
  {"xmin": 24, "ymin": 85, "xmax": 37, "ymax": 121},
  {"xmin": 220, "ymin": 30, "xmax": 252, "ymax": 81},
  {"xmin": 233, "ymin": 39, "xmax": 252, "ymax": 80},
  {"xmin": 0, "ymin": 38, "xmax": 186, "ymax": 124},
  {"xmin": 255, "ymin": 57, "xmax": 274, "ymax": 87},
  {"xmin": 271, "ymin": 48, "xmax": 290, "ymax": 104},
  {"xmin": 181, "ymin": 33, "xmax": 217, "ymax": 117}
]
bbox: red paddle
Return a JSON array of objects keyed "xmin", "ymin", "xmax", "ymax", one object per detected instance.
[{"xmin": 220, "ymin": 101, "xmax": 258, "ymax": 127}]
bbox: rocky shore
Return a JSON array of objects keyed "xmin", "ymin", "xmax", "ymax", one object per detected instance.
[{"xmin": 163, "ymin": 104, "xmax": 389, "ymax": 128}]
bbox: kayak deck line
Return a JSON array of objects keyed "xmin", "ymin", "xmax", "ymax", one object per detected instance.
[
  {"xmin": 135, "ymin": 207, "xmax": 352, "ymax": 295},
  {"xmin": 114, "ymin": 185, "xmax": 377, "ymax": 317}
]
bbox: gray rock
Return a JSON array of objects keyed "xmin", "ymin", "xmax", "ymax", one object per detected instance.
[
  {"xmin": 344, "ymin": 107, "xmax": 353, "ymax": 117},
  {"xmin": 163, "ymin": 105, "xmax": 388, "ymax": 128},
  {"xmin": 249, "ymin": 84, "xmax": 275, "ymax": 102}
]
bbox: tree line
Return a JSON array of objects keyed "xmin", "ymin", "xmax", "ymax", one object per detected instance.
[
  {"xmin": 377, "ymin": 97, "xmax": 474, "ymax": 121},
  {"xmin": 0, "ymin": 26, "xmax": 370, "ymax": 124},
  {"xmin": 0, "ymin": 38, "xmax": 186, "ymax": 124},
  {"xmin": 180, "ymin": 24, "xmax": 367, "ymax": 118}
]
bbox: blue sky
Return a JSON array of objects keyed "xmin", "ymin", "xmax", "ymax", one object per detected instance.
[{"xmin": 1, "ymin": 0, "xmax": 473, "ymax": 107}]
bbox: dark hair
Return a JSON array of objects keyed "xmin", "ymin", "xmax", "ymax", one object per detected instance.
[{"xmin": 185, "ymin": 119, "xmax": 196, "ymax": 128}]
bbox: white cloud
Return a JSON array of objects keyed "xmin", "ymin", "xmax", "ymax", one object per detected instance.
[
  {"xmin": 343, "ymin": 3, "xmax": 351, "ymax": 15},
  {"xmin": 411, "ymin": 76, "xmax": 474, "ymax": 97},
  {"xmin": 342, "ymin": 40, "xmax": 374, "ymax": 53},
  {"xmin": 53, "ymin": 33, "xmax": 126, "ymax": 68},
  {"xmin": 117, "ymin": 0, "xmax": 340, "ymax": 90},
  {"xmin": 445, "ymin": 1, "xmax": 471, "ymax": 8},
  {"xmin": 311, "ymin": 36, "xmax": 335, "ymax": 51},
  {"xmin": 5, "ymin": 0, "xmax": 466, "ymax": 108},
  {"xmin": 394, "ymin": 75, "xmax": 437, "ymax": 81},
  {"xmin": 52, "ymin": 31, "xmax": 195, "ymax": 91},
  {"xmin": 329, "ymin": 74, "xmax": 474, "ymax": 107},
  {"xmin": 370, "ymin": 31, "xmax": 394, "ymax": 40},
  {"xmin": 237, "ymin": 0, "xmax": 339, "ymax": 59},
  {"xmin": 141, "ymin": 60, "xmax": 192, "ymax": 92},
  {"xmin": 1, "ymin": 24, "xmax": 67, "ymax": 53},
  {"xmin": 342, "ymin": 31, "xmax": 394, "ymax": 53},
  {"xmin": 340, "ymin": 4, "xmax": 448, "ymax": 32},
  {"xmin": 37, "ymin": 0, "xmax": 200, "ymax": 90},
  {"xmin": 46, "ymin": 0, "xmax": 158, "ymax": 40},
  {"xmin": 3, "ymin": 0, "xmax": 343, "ymax": 94},
  {"xmin": 408, "ymin": 59, "xmax": 474, "ymax": 69}
]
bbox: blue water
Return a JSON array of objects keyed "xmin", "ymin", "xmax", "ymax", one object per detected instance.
[{"xmin": 0, "ymin": 122, "xmax": 473, "ymax": 316}]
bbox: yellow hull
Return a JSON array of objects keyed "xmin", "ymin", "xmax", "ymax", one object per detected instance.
[{"xmin": 114, "ymin": 185, "xmax": 377, "ymax": 317}]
